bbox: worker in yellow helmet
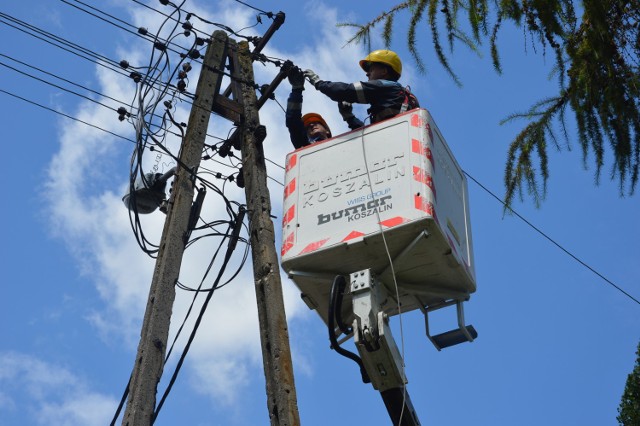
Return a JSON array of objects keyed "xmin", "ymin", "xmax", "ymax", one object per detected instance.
[
  {"xmin": 285, "ymin": 66, "xmax": 332, "ymax": 148},
  {"xmin": 304, "ymin": 49, "xmax": 419, "ymax": 124}
]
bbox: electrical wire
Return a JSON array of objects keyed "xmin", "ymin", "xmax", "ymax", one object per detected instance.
[
  {"xmin": 463, "ymin": 170, "xmax": 640, "ymax": 305},
  {"xmin": 0, "ymin": 57, "xmax": 123, "ymax": 115},
  {"xmin": 0, "ymin": 88, "xmax": 137, "ymax": 144},
  {"xmin": 356, "ymin": 115, "xmax": 409, "ymax": 426},
  {"xmin": 230, "ymin": 0, "xmax": 272, "ymax": 16},
  {"xmin": 152, "ymin": 206, "xmax": 246, "ymax": 423}
]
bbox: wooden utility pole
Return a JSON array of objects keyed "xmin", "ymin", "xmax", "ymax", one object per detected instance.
[
  {"xmin": 236, "ymin": 40, "xmax": 301, "ymax": 426},
  {"xmin": 122, "ymin": 30, "xmax": 229, "ymax": 426},
  {"xmin": 121, "ymin": 19, "xmax": 299, "ymax": 424}
]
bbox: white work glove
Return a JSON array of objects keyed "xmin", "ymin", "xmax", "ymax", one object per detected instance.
[
  {"xmin": 338, "ymin": 101, "xmax": 355, "ymax": 121},
  {"xmin": 304, "ymin": 69, "xmax": 321, "ymax": 88}
]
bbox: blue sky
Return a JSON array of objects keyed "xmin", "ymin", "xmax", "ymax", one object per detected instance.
[{"xmin": 1, "ymin": 1, "xmax": 638, "ymax": 425}]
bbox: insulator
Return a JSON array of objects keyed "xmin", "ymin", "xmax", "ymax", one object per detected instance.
[
  {"xmin": 138, "ymin": 27, "xmax": 148, "ymax": 35},
  {"xmin": 254, "ymin": 125, "xmax": 267, "ymax": 144},
  {"xmin": 188, "ymin": 49, "xmax": 201, "ymax": 59},
  {"xmin": 130, "ymin": 71, "xmax": 142, "ymax": 83},
  {"xmin": 119, "ymin": 60, "xmax": 129, "ymax": 69},
  {"xmin": 182, "ymin": 62, "xmax": 192, "ymax": 72},
  {"xmin": 218, "ymin": 141, "xmax": 231, "ymax": 157},
  {"xmin": 177, "ymin": 80, "xmax": 187, "ymax": 92},
  {"xmin": 236, "ymin": 168, "xmax": 245, "ymax": 188}
]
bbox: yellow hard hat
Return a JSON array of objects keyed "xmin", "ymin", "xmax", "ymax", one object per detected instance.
[
  {"xmin": 302, "ymin": 113, "xmax": 330, "ymax": 133},
  {"xmin": 359, "ymin": 49, "xmax": 402, "ymax": 77}
]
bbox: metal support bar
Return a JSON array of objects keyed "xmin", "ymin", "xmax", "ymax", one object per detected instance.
[
  {"xmin": 287, "ymin": 269, "xmax": 341, "ymax": 281},
  {"xmin": 380, "ymin": 388, "xmax": 422, "ymax": 426},
  {"xmin": 222, "ymin": 11, "xmax": 285, "ymax": 98},
  {"xmin": 379, "ymin": 230, "xmax": 429, "ymax": 278}
]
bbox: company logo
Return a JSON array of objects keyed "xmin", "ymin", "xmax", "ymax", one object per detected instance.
[
  {"xmin": 317, "ymin": 195, "xmax": 392, "ymax": 225},
  {"xmin": 302, "ymin": 154, "xmax": 405, "ymax": 207}
]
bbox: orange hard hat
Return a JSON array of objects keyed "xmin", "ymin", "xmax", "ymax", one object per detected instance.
[{"xmin": 301, "ymin": 113, "xmax": 330, "ymax": 133}]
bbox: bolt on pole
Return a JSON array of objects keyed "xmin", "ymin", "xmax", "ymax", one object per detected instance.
[{"xmin": 122, "ymin": 30, "xmax": 229, "ymax": 426}]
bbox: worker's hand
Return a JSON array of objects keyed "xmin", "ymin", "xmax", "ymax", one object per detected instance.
[
  {"xmin": 304, "ymin": 69, "xmax": 321, "ymax": 88},
  {"xmin": 288, "ymin": 67, "xmax": 305, "ymax": 90},
  {"xmin": 338, "ymin": 101, "xmax": 355, "ymax": 121}
]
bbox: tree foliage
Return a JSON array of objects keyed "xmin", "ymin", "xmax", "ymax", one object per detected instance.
[
  {"xmin": 339, "ymin": 0, "xmax": 640, "ymax": 207},
  {"xmin": 618, "ymin": 341, "xmax": 640, "ymax": 425}
]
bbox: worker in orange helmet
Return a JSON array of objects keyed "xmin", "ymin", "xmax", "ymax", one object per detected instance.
[
  {"xmin": 304, "ymin": 49, "xmax": 419, "ymax": 125},
  {"xmin": 285, "ymin": 66, "xmax": 332, "ymax": 149},
  {"xmin": 302, "ymin": 112, "xmax": 332, "ymax": 141}
]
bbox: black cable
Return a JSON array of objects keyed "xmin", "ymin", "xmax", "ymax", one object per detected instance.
[
  {"xmin": 0, "ymin": 88, "xmax": 137, "ymax": 144},
  {"xmin": 463, "ymin": 170, "xmax": 640, "ymax": 305},
  {"xmin": 0, "ymin": 12, "xmax": 126, "ymax": 77},
  {"xmin": 231, "ymin": 0, "xmax": 271, "ymax": 15},
  {"xmin": 0, "ymin": 52, "xmax": 200, "ymax": 142},
  {"xmin": 332, "ymin": 276, "xmax": 354, "ymax": 336},
  {"xmin": 61, "ymin": 0, "xmax": 145, "ymax": 37},
  {"xmin": 0, "ymin": 53, "xmax": 127, "ymax": 107},
  {"xmin": 109, "ymin": 375, "xmax": 131, "ymax": 426},
  {"xmin": 328, "ymin": 275, "xmax": 370, "ymax": 384},
  {"xmin": 0, "ymin": 59, "xmax": 122, "ymax": 114},
  {"xmin": 165, "ymin": 223, "xmax": 230, "ymax": 362},
  {"xmin": 152, "ymin": 205, "xmax": 245, "ymax": 423},
  {"xmin": 0, "ymin": 10, "xmax": 195, "ymax": 102}
]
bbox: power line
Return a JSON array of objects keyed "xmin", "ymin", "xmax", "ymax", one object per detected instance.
[
  {"xmin": 6, "ymin": 62, "xmax": 629, "ymax": 304},
  {"xmin": 0, "ymin": 88, "xmax": 136, "ymax": 144},
  {"xmin": 0, "ymin": 10, "xmax": 194, "ymax": 100},
  {"xmin": 61, "ymin": 0, "xmax": 142, "ymax": 35},
  {"xmin": 0, "ymin": 12, "xmax": 125, "ymax": 76},
  {"xmin": 231, "ymin": 0, "xmax": 271, "ymax": 15},
  {"xmin": 0, "ymin": 52, "xmax": 126, "ymax": 108},
  {"xmin": 463, "ymin": 170, "xmax": 640, "ymax": 305},
  {"xmin": 0, "ymin": 57, "xmax": 123, "ymax": 115}
]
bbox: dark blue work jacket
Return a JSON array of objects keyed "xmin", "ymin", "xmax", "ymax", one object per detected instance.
[
  {"xmin": 285, "ymin": 88, "xmax": 311, "ymax": 149},
  {"xmin": 315, "ymin": 79, "xmax": 408, "ymax": 123}
]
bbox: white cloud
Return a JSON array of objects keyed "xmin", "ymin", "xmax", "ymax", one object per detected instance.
[
  {"xmin": 41, "ymin": 0, "xmax": 364, "ymax": 413},
  {"xmin": 0, "ymin": 352, "xmax": 116, "ymax": 426}
]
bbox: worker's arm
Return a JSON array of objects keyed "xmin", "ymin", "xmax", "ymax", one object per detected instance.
[
  {"xmin": 306, "ymin": 71, "xmax": 405, "ymax": 113},
  {"xmin": 285, "ymin": 89, "xmax": 310, "ymax": 149},
  {"xmin": 338, "ymin": 101, "xmax": 365, "ymax": 130}
]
